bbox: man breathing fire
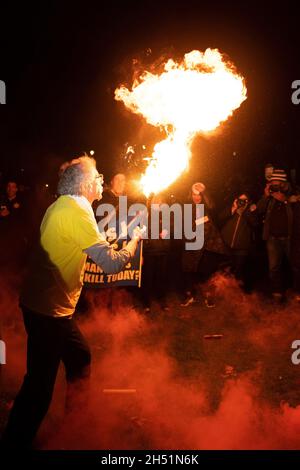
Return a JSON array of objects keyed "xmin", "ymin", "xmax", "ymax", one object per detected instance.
[{"xmin": 1, "ymin": 156, "xmax": 142, "ymax": 448}]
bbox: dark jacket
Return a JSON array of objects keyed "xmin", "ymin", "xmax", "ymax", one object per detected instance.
[
  {"xmin": 181, "ymin": 203, "xmax": 226, "ymax": 273},
  {"xmin": 257, "ymin": 195, "xmax": 293, "ymax": 241},
  {"xmin": 143, "ymin": 205, "xmax": 171, "ymax": 255},
  {"xmin": 220, "ymin": 206, "xmax": 258, "ymax": 252}
]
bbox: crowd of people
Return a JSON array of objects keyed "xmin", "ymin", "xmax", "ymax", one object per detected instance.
[
  {"xmin": 1, "ymin": 156, "xmax": 300, "ymax": 449},
  {"xmin": 92, "ymin": 164, "xmax": 300, "ymax": 309},
  {"xmin": 1, "ymin": 162, "xmax": 300, "ymax": 312}
]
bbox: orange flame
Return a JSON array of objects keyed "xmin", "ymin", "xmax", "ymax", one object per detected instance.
[{"xmin": 115, "ymin": 49, "xmax": 247, "ymax": 196}]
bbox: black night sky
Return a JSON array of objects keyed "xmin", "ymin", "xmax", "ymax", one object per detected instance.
[{"xmin": 1, "ymin": 1, "xmax": 299, "ymax": 194}]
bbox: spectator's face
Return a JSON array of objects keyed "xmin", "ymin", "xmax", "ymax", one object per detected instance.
[
  {"xmin": 192, "ymin": 193, "xmax": 202, "ymax": 204},
  {"xmin": 111, "ymin": 174, "xmax": 126, "ymax": 196},
  {"xmin": 7, "ymin": 182, "xmax": 18, "ymax": 199}
]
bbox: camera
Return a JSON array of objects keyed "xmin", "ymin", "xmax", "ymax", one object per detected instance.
[
  {"xmin": 237, "ymin": 198, "xmax": 249, "ymax": 207},
  {"xmin": 269, "ymin": 183, "xmax": 288, "ymax": 194}
]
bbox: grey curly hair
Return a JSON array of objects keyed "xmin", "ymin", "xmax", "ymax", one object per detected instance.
[{"xmin": 57, "ymin": 156, "xmax": 96, "ymax": 196}]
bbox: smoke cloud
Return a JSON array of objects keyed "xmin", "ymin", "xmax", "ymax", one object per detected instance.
[{"xmin": 1, "ymin": 273, "xmax": 300, "ymax": 449}]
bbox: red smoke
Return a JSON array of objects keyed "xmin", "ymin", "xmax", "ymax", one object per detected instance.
[{"xmin": 1, "ymin": 273, "xmax": 300, "ymax": 449}]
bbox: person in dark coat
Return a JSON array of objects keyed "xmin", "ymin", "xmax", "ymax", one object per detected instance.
[
  {"xmin": 90, "ymin": 173, "xmax": 128, "ymax": 312},
  {"xmin": 181, "ymin": 182, "xmax": 226, "ymax": 308},
  {"xmin": 220, "ymin": 192, "xmax": 258, "ymax": 285},
  {"xmin": 93, "ymin": 173, "xmax": 126, "ymax": 220},
  {"xmin": 257, "ymin": 169, "xmax": 293, "ymax": 301},
  {"xmin": 141, "ymin": 193, "xmax": 171, "ymax": 312}
]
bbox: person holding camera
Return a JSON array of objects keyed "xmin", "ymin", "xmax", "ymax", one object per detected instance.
[
  {"xmin": 257, "ymin": 169, "xmax": 293, "ymax": 302},
  {"xmin": 220, "ymin": 192, "xmax": 258, "ymax": 287}
]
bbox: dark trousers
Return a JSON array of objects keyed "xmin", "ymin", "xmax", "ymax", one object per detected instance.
[
  {"xmin": 183, "ymin": 250, "xmax": 225, "ymax": 297},
  {"xmin": 230, "ymin": 250, "xmax": 248, "ymax": 282},
  {"xmin": 1, "ymin": 307, "xmax": 91, "ymax": 448},
  {"xmin": 266, "ymin": 237, "xmax": 290, "ymax": 293},
  {"xmin": 197, "ymin": 250, "xmax": 225, "ymax": 282},
  {"xmin": 142, "ymin": 253, "xmax": 168, "ymax": 307}
]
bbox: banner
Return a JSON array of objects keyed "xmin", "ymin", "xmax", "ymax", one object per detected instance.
[{"xmin": 83, "ymin": 226, "xmax": 143, "ymax": 289}]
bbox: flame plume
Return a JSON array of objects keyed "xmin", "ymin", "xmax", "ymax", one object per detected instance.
[{"xmin": 115, "ymin": 49, "xmax": 247, "ymax": 196}]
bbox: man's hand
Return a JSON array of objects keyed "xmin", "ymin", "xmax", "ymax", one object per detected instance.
[
  {"xmin": 132, "ymin": 226, "xmax": 146, "ymax": 241},
  {"xmin": 249, "ymin": 203, "xmax": 257, "ymax": 212},
  {"xmin": 289, "ymin": 195, "xmax": 300, "ymax": 203},
  {"xmin": 160, "ymin": 229, "xmax": 169, "ymax": 239},
  {"xmin": 124, "ymin": 226, "xmax": 146, "ymax": 258}
]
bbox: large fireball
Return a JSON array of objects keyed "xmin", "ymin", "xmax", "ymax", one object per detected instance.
[{"xmin": 115, "ymin": 49, "xmax": 247, "ymax": 196}]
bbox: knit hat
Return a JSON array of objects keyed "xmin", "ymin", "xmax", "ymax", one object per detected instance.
[
  {"xmin": 269, "ymin": 169, "xmax": 287, "ymax": 183},
  {"xmin": 191, "ymin": 182, "xmax": 206, "ymax": 195}
]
